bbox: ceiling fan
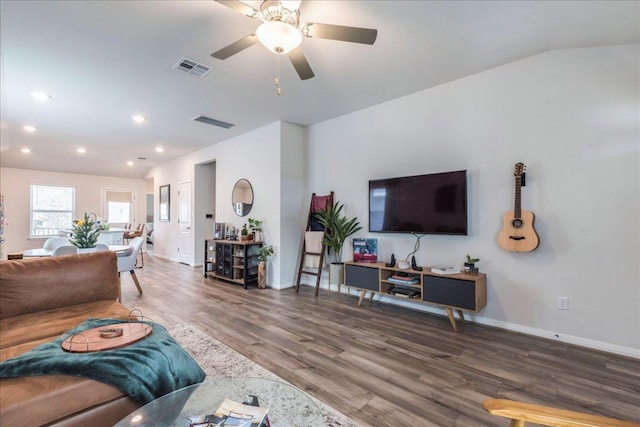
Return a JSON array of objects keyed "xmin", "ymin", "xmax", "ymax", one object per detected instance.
[{"xmin": 211, "ymin": 0, "xmax": 378, "ymax": 80}]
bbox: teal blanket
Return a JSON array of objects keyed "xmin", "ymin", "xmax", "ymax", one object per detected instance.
[{"xmin": 0, "ymin": 318, "xmax": 206, "ymax": 404}]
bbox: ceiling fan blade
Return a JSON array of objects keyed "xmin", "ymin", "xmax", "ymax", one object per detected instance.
[
  {"xmin": 214, "ymin": 0, "xmax": 258, "ymax": 17},
  {"xmin": 303, "ymin": 23, "xmax": 377, "ymax": 45},
  {"xmin": 211, "ymin": 34, "xmax": 258, "ymax": 59},
  {"xmin": 288, "ymin": 47, "xmax": 315, "ymax": 80}
]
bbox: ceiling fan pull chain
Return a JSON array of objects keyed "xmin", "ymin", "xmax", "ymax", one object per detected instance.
[{"xmin": 274, "ymin": 54, "xmax": 282, "ymax": 96}]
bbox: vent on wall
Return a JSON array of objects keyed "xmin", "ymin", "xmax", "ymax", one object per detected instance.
[
  {"xmin": 173, "ymin": 57, "xmax": 211, "ymax": 78},
  {"xmin": 192, "ymin": 115, "xmax": 235, "ymax": 129}
]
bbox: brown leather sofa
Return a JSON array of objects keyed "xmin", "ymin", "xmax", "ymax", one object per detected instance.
[{"xmin": 0, "ymin": 252, "xmax": 141, "ymax": 426}]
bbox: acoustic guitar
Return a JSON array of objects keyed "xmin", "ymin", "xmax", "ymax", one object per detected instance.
[{"xmin": 497, "ymin": 163, "xmax": 539, "ymax": 252}]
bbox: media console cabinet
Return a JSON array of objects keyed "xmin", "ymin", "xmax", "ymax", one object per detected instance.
[
  {"xmin": 204, "ymin": 239, "xmax": 262, "ymax": 288},
  {"xmin": 343, "ymin": 262, "xmax": 487, "ymax": 331}
]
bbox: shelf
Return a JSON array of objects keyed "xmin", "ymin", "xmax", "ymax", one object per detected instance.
[{"xmin": 381, "ymin": 280, "xmax": 421, "ymax": 290}]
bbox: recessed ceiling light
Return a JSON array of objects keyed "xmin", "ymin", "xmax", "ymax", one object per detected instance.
[
  {"xmin": 23, "ymin": 125, "xmax": 37, "ymax": 133},
  {"xmin": 21, "ymin": 147, "xmax": 31, "ymax": 153},
  {"xmin": 131, "ymin": 114, "xmax": 146, "ymax": 124},
  {"xmin": 127, "ymin": 161, "xmax": 134, "ymax": 166},
  {"xmin": 155, "ymin": 146, "xmax": 164, "ymax": 153},
  {"xmin": 77, "ymin": 147, "xmax": 86, "ymax": 154},
  {"xmin": 30, "ymin": 91, "xmax": 51, "ymax": 102}
]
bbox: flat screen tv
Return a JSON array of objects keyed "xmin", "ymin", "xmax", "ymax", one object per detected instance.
[{"xmin": 369, "ymin": 170, "xmax": 467, "ymax": 235}]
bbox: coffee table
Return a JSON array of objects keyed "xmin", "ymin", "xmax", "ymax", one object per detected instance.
[{"xmin": 114, "ymin": 377, "xmax": 326, "ymax": 426}]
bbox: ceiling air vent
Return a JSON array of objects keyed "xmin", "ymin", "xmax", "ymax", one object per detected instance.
[
  {"xmin": 173, "ymin": 57, "xmax": 211, "ymax": 78},
  {"xmin": 192, "ymin": 115, "xmax": 235, "ymax": 129}
]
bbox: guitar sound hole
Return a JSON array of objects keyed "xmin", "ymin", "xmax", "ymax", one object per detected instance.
[{"xmin": 511, "ymin": 218, "xmax": 524, "ymax": 229}]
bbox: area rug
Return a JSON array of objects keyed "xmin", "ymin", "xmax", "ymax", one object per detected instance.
[{"xmin": 169, "ymin": 323, "xmax": 359, "ymax": 427}]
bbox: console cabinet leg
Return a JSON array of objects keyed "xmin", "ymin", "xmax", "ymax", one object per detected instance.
[
  {"xmin": 358, "ymin": 290, "xmax": 366, "ymax": 307},
  {"xmin": 444, "ymin": 307, "xmax": 458, "ymax": 332},
  {"xmin": 457, "ymin": 309, "xmax": 466, "ymax": 324},
  {"xmin": 368, "ymin": 292, "xmax": 375, "ymax": 303}
]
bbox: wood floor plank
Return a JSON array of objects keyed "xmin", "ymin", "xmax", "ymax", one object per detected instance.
[{"xmin": 121, "ymin": 255, "xmax": 640, "ymax": 427}]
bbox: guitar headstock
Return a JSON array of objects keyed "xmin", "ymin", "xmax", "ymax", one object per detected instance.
[{"xmin": 514, "ymin": 162, "xmax": 526, "ymax": 177}]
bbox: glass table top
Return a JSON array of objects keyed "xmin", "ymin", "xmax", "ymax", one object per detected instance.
[{"xmin": 114, "ymin": 377, "xmax": 326, "ymax": 427}]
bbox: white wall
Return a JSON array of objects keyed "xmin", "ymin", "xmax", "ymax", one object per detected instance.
[
  {"xmin": 279, "ymin": 122, "xmax": 307, "ymax": 287},
  {"xmin": 306, "ymin": 45, "xmax": 640, "ymax": 355},
  {"xmin": 146, "ymin": 121, "xmax": 305, "ymax": 288},
  {"xmin": 0, "ymin": 167, "xmax": 147, "ymax": 254},
  {"xmin": 194, "ymin": 162, "xmax": 216, "ymax": 266}
]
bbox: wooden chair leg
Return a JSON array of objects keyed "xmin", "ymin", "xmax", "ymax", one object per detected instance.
[{"xmin": 130, "ymin": 270, "xmax": 143, "ymax": 295}]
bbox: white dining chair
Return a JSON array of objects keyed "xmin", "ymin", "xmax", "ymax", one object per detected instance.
[
  {"xmin": 43, "ymin": 237, "xmax": 70, "ymax": 250},
  {"xmin": 94, "ymin": 243, "xmax": 109, "ymax": 251},
  {"xmin": 51, "ymin": 245, "xmax": 78, "ymax": 256},
  {"xmin": 117, "ymin": 237, "xmax": 144, "ymax": 296}
]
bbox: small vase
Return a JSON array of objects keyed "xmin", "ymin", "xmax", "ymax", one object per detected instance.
[{"xmin": 258, "ymin": 261, "xmax": 267, "ymax": 288}]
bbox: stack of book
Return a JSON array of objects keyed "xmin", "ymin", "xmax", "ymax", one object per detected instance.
[{"xmin": 387, "ymin": 274, "xmax": 419, "ymax": 286}]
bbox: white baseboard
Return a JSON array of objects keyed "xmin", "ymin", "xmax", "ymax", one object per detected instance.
[
  {"xmin": 152, "ymin": 253, "xmax": 178, "ymax": 263},
  {"xmin": 299, "ymin": 283, "xmax": 640, "ymax": 359}
]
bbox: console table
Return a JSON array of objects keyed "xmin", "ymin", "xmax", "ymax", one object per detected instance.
[
  {"xmin": 344, "ymin": 261, "xmax": 487, "ymax": 331},
  {"xmin": 204, "ymin": 239, "xmax": 262, "ymax": 288}
]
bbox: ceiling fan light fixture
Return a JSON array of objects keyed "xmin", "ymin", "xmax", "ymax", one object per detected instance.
[{"xmin": 256, "ymin": 21, "xmax": 301, "ymax": 54}]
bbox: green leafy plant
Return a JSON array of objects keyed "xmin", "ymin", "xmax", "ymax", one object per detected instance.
[
  {"xmin": 248, "ymin": 218, "xmax": 263, "ymax": 233},
  {"xmin": 241, "ymin": 224, "xmax": 248, "ymax": 236},
  {"xmin": 257, "ymin": 245, "xmax": 274, "ymax": 262},
  {"xmin": 315, "ymin": 201, "xmax": 363, "ymax": 263},
  {"xmin": 69, "ymin": 212, "xmax": 101, "ymax": 248},
  {"xmin": 466, "ymin": 254, "xmax": 480, "ymax": 264}
]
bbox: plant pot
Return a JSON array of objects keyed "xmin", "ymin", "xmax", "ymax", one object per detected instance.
[
  {"xmin": 239, "ymin": 235, "xmax": 249, "ymax": 242},
  {"xmin": 329, "ymin": 262, "xmax": 344, "ymax": 285},
  {"xmin": 463, "ymin": 262, "xmax": 475, "ymax": 274},
  {"xmin": 258, "ymin": 261, "xmax": 267, "ymax": 288}
]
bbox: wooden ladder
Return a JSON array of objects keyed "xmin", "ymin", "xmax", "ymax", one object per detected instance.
[{"xmin": 295, "ymin": 192, "xmax": 334, "ymax": 296}]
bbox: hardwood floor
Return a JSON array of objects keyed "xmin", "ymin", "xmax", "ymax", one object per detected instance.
[{"xmin": 121, "ymin": 255, "xmax": 640, "ymax": 427}]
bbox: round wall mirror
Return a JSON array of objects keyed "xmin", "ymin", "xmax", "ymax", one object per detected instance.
[{"xmin": 232, "ymin": 178, "xmax": 253, "ymax": 217}]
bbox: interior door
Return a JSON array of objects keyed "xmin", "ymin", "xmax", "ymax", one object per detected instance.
[{"xmin": 177, "ymin": 181, "xmax": 192, "ymax": 265}]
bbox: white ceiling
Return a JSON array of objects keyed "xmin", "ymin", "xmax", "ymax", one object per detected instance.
[{"xmin": 1, "ymin": 0, "xmax": 638, "ymax": 179}]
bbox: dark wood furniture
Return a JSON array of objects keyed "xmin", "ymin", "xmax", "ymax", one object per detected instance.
[{"xmin": 204, "ymin": 239, "xmax": 262, "ymax": 289}]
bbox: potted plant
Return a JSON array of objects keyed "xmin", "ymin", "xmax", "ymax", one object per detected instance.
[
  {"xmin": 248, "ymin": 218, "xmax": 263, "ymax": 242},
  {"xmin": 257, "ymin": 245, "xmax": 274, "ymax": 289},
  {"xmin": 240, "ymin": 224, "xmax": 249, "ymax": 241},
  {"xmin": 464, "ymin": 254, "xmax": 480, "ymax": 274},
  {"xmin": 69, "ymin": 212, "xmax": 101, "ymax": 249},
  {"xmin": 315, "ymin": 201, "xmax": 363, "ymax": 285}
]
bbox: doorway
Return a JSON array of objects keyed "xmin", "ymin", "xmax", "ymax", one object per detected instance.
[{"xmin": 177, "ymin": 181, "xmax": 192, "ymax": 265}]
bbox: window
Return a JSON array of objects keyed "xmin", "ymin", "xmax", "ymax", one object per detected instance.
[
  {"xmin": 30, "ymin": 185, "xmax": 75, "ymax": 237},
  {"xmin": 107, "ymin": 201, "xmax": 130, "ymax": 223},
  {"xmin": 102, "ymin": 189, "xmax": 135, "ymax": 226}
]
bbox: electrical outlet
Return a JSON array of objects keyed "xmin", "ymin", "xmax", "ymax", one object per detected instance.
[{"xmin": 557, "ymin": 296, "xmax": 569, "ymax": 310}]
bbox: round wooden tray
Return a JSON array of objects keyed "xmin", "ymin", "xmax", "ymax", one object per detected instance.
[{"xmin": 61, "ymin": 322, "xmax": 153, "ymax": 353}]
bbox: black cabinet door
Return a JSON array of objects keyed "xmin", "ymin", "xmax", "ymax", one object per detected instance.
[
  {"xmin": 345, "ymin": 264, "xmax": 379, "ymax": 291},
  {"xmin": 423, "ymin": 275, "xmax": 476, "ymax": 310}
]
